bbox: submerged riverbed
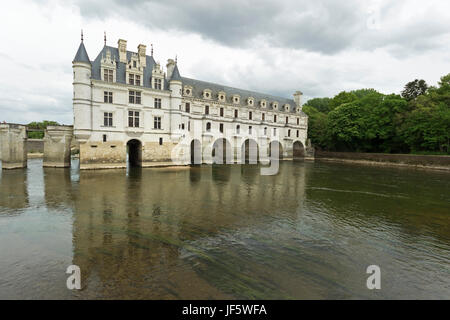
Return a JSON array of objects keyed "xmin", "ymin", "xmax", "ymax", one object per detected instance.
[{"xmin": 0, "ymin": 159, "xmax": 449, "ymax": 299}]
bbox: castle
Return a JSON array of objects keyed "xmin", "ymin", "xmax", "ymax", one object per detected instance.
[{"xmin": 73, "ymin": 35, "xmax": 308, "ymax": 169}]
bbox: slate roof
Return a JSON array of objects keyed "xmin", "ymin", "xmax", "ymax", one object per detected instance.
[
  {"xmin": 181, "ymin": 77, "xmax": 304, "ymax": 115},
  {"xmin": 88, "ymin": 45, "xmax": 306, "ymax": 115},
  {"xmin": 170, "ymin": 64, "xmax": 182, "ymax": 81},
  {"xmin": 91, "ymin": 46, "xmax": 169, "ymax": 89},
  {"xmin": 73, "ymin": 41, "xmax": 91, "ymax": 64}
]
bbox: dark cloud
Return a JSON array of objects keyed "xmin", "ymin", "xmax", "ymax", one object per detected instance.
[{"xmin": 72, "ymin": 0, "xmax": 450, "ymax": 55}]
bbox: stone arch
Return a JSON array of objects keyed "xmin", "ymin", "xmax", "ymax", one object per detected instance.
[
  {"xmin": 212, "ymin": 138, "xmax": 232, "ymax": 164},
  {"xmin": 269, "ymin": 140, "xmax": 283, "ymax": 160},
  {"xmin": 127, "ymin": 139, "xmax": 142, "ymax": 167},
  {"xmin": 293, "ymin": 140, "xmax": 305, "ymax": 160},
  {"xmin": 190, "ymin": 139, "xmax": 202, "ymax": 165},
  {"xmin": 241, "ymin": 138, "xmax": 259, "ymax": 164}
]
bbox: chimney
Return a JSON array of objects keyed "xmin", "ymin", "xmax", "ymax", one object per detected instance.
[
  {"xmin": 166, "ymin": 59, "xmax": 175, "ymax": 79},
  {"xmin": 293, "ymin": 91, "xmax": 303, "ymax": 108},
  {"xmin": 118, "ymin": 39, "xmax": 127, "ymax": 63},
  {"xmin": 138, "ymin": 44, "xmax": 146, "ymax": 67}
]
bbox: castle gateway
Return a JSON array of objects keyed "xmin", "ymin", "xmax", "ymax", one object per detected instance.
[{"xmin": 73, "ymin": 36, "xmax": 308, "ymax": 169}]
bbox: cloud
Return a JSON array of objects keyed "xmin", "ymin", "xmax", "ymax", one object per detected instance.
[
  {"xmin": 0, "ymin": 0, "xmax": 449, "ymax": 124},
  {"xmin": 71, "ymin": 0, "xmax": 450, "ymax": 56}
]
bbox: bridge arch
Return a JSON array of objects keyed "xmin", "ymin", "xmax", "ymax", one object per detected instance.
[
  {"xmin": 293, "ymin": 140, "xmax": 305, "ymax": 160},
  {"xmin": 241, "ymin": 138, "xmax": 259, "ymax": 164},
  {"xmin": 212, "ymin": 138, "xmax": 233, "ymax": 164}
]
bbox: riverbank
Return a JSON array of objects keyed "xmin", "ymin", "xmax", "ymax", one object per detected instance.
[{"xmin": 315, "ymin": 151, "xmax": 450, "ymax": 172}]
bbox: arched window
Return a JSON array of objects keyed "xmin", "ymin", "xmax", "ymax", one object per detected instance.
[{"xmin": 206, "ymin": 122, "xmax": 211, "ymax": 132}]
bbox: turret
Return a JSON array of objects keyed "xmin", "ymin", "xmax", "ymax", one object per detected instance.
[
  {"xmin": 72, "ymin": 31, "xmax": 92, "ymax": 142},
  {"xmin": 168, "ymin": 62, "xmax": 183, "ymax": 139},
  {"xmin": 293, "ymin": 91, "xmax": 303, "ymax": 111}
]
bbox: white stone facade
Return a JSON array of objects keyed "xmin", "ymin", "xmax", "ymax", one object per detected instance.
[{"xmin": 72, "ymin": 38, "xmax": 308, "ymax": 169}]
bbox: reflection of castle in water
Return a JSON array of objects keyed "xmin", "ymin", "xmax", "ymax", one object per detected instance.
[
  {"xmin": 66, "ymin": 163, "xmax": 307, "ymax": 298},
  {"xmin": 0, "ymin": 170, "xmax": 29, "ymax": 211}
]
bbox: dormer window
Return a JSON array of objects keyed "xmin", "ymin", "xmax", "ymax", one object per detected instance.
[
  {"xmin": 247, "ymin": 97, "xmax": 254, "ymax": 106},
  {"xmin": 296, "ymin": 107, "xmax": 301, "ymax": 113},
  {"xmin": 104, "ymin": 69, "xmax": 113, "ymax": 83},
  {"xmin": 101, "ymin": 49, "xmax": 116, "ymax": 83},
  {"xmin": 154, "ymin": 78, "xmax": 162, "ymax": 90},
  {"xmin": 218, "ymin": 91, "xmax": 226, "ymax": 102},
  {"xmin": 129, "ymin": 73, "xmax": 141, "ymax": 86},
  {"xmin": 233, "ymin": 95, "xmax": 240, "ymax": 104},
  {"xmin": 285, "ymin": 104, "xmax": 291, "ymax": 112},
  {"xmin": 260, "ymin": 100, "xmax": 267, "ymax": 108},
  {"xmin": 272, "ymin": 102, "xmax": 279, "ymax": 110},
  {"xmin": 184, "ymin": 86, "xmax": 193, "ymax": 96},
  {"xmin": 203, "ymin": 89, "xmax": 212, "ymax": 99},
  {"xmin": 152, "ymin": 62, "xmax": 164, "ymax": 90}
]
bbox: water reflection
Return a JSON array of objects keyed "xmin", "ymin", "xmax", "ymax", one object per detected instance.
[
  {"xmin": 0, "ymin": 169, "xmax": 28, "ymax": 211},
  {"xmin": 0, "ymin": 159, "xmax": 449, "ymax": 299}
]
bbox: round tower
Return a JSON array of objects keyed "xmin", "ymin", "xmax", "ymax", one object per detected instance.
[
  {"xmin": 168, "ymin": 61, "xmax": 183, "ymax": 140},
  {"xmin": 72, "ymin": 34, "xmax": 92, "ymax": 143}
]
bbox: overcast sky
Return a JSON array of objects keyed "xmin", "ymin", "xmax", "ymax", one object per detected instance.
[{"xmin": 1, "ymin": 0, "xmax": 449, "ymax": 124}]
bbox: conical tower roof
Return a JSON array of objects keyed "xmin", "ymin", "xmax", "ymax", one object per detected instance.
[
  {"xmin": 73, "ymin": 41, "xmax": 91, "ymax": 65},
  {"xmin": 170, "ymin": 64, "xmax": 181, "ymax": 81}
]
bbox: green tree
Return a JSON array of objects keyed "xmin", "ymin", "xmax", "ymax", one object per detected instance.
[
  {"xmin": 26, "ymin": 120, "xmax": 59, "ymax": 139},
  {"xmin": 329, "ymin": 91, "xmax": 358, "ymax": 110},
  {"xmin": 303, "ymin": 97, "xmax": 332, "ymax": 113},
  {"xmin": 401, "ymin": 79, "xmax": 428, "ymax": 101}
]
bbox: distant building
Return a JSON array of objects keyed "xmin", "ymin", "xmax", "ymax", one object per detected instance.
[{"xmin": 72, "ymin": 36, "xmax": 308, "ymax": 169}]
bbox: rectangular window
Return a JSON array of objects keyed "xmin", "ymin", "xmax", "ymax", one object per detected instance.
[
  {"xmin": 103, "ymin": 112, "xmax": 113, "ymax": 127},
  {"xmin": 288, "ymin": 129, "xmax": 291, "ymax": 137},
  {"xmin": 297, "ymin": 130, "xmax": 299, "ymax": 137},
  {"xmin": 188, "ymin": 121, "xmax": 191, "ymax": 131},
  {"xmin": 274, "ymin": 115, "xmax": 277, "ymax": 123},
  {"xmin": 129, "ymin": 74, "xmax": 135, "ymax": 85},
  {"xmin": 159, "ymin": 137, "xmax": 163, "ymax": 145},
  {"xmin": 205, "ymin": 105, "xmax": 209, "ymax": 115},
  {"xmin": 128, "ymin": 111, "xmax": 140, "ymax": 127},
  {"xmin": 297, "ymin": 118, "xmax": 299, "ymax": 125},
  {"xmin": 103, "ymin": 134, "xmax": 107, "ymax": 142},
  {"xmin": 135, "ymin": 75, "xmax": 141, "ymax": 86},
  {"xmin": 154, "ymin": 98, "xmax": 162, "ymax": 109},
  {"xmin": 104, "ymin": 91, "xmax": 113, "ymax": 103},
  {"xmin": 129, "ymin": 91, "xmax": 141, "ymax": 104},
  {"xmin": 234, "ymin": 110, "xmax": 238, "ymax": 118},
  {"xmin": 154, "ymin": 78, "xmax": 162, "ymax": 90},
  {"xmin": 104, "ymin": 69, "xmax": 113, "ymax": 82},
  {"xmin": 249, "ymin": 126, "xmax": 252, "ymax": 134},
  {"xmin": 186, "ymin": 103, "xmax": 190, "ymax": 113},
  {"xmin": 262, "ymin": 113, "xmax": 265, "ymax": 121},
  {"xmin": 219, "ymin": 123, "xmax": 223, "ymax": 133},
  {"xmin": 286, "ymin": 117, "xmax": 289, "ymax": 124},
  {"xmin": 154, "ymin": 116, "xmax": 161, "ymax": 129},
  {"xmin": 220, "ymin": 108, "xmax": 224, "ymax": 117},
  {"xmin": 249, "ymin": 111, "xmax": 252, "ymax": 120},
  {"xmin": 273, "ymin": 128, "xmax": 277, "ymax": 136}
]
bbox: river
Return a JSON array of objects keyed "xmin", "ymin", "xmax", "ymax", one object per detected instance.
[{"xmin": 0, "ymin": 159, "xmax": 449, "ymax": 299}]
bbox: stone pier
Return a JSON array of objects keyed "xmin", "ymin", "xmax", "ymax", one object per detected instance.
[
  {"xmin": 0, "ymin": 123, "xmax": 27, "ymax": 169},
  {"xmin": 43, "ymin": 125, "xmax": 74, "ymax": 167}
]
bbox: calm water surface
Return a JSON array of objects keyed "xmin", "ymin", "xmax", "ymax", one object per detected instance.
[{"xmin": 0, "ymin": 159, "xmax": 449, "ymax": 299}]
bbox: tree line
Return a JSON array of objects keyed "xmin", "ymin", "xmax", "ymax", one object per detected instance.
[
  {"xmin": 303, "ymin": 73, "xmax": 450, "ymax": 154},
  {"xmin": 26, "ymin": 120, "xmax": 59, "ymax": 139}
]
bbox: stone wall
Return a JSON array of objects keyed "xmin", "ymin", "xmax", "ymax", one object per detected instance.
[
  {"xmin": 315, "ymin": 151, "xmax": 450, "ymax": 170},
  {"xmin": 27, "ymin": 139, "xmax": 44, "ymax": 153}
]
